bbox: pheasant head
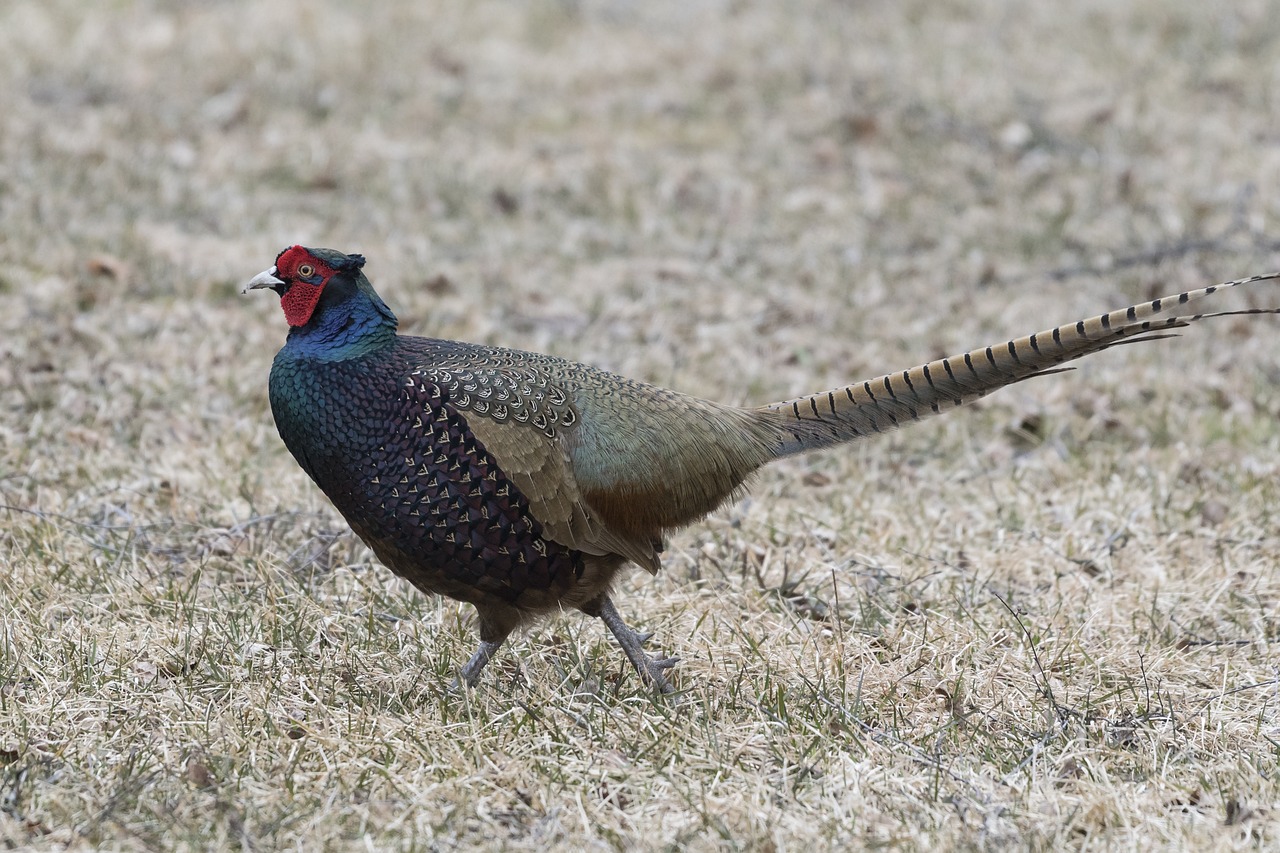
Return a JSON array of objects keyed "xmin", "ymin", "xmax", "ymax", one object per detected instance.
[
  {"xmin": 246, "ymin": 245, "xmax": 398, "ymax": 355},
  {"xmin": 245, "ymin": 245, "xmax": 374, "ymax": 327}
]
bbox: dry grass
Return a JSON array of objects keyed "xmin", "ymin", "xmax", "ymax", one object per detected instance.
[{"xmin": 3, "ymin": 0, "xmax": 1280, "ymax": 849}]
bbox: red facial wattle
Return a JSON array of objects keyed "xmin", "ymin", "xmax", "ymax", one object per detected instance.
[{"xmin": 281, "ymin": 280, "xmax": 325, "ymax": 326}]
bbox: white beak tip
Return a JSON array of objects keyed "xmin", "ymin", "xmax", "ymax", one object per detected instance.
[{"xmin": 243, "ymin": 266, "xmax": 285, "ymax": 295}]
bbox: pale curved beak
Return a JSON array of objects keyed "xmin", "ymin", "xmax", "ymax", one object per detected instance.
[{"xmin": 243, "ymin": 266, "xmax": 285, "ymax": 294}]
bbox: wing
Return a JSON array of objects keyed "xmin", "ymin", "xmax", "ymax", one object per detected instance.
[{"xmin": 408, "ymin": 362, "xmax": 663, "ymax": 574}]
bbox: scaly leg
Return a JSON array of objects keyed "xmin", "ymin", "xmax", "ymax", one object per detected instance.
[
  {"xmin": 455, "ymin": 639, "xmax": 505, "ymax": 688},
  {"xmin": 593, "ymin": 595, "xmax": 679, "ymax": 694},
  {"xmin": 451, "ymin": 609, "xmax": 517, "ymax": 690}
]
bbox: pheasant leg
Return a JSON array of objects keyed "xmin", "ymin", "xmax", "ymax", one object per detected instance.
[
  {"xmin": 593, "ymin": 595, "xmax": 679, "ymax": 693},
  {"xmin": 455, "ymin": 638, "xmax": 506, "ymax": 688},
  {"xmin": 452, "ymin": 610, "xmax": 519, "ymax": 689}
]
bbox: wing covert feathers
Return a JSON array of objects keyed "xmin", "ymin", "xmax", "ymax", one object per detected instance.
[
  {"xmin": 757, "ymin": 272, "xmax": 1280, "ymax": 457},
  {"xmin": 458, "ymin": 413, "xmax": 663, "ymax": 574}
]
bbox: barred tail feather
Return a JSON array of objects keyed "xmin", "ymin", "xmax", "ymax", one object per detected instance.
[{"xmin": 757, "ymin": 272, "xmax": 1280, "ymax": 457}]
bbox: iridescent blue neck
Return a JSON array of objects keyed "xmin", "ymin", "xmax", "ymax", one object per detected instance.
[{"xmin": 283, "ymin": 287, "xmax": 398, "ymax": 361}]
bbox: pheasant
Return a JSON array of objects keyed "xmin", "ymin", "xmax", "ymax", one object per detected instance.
[{"xmin": 246, "ymin": 245, "xmax": 1278, "ymax": 693}]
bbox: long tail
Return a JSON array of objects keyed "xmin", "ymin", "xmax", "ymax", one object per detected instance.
[{"xmin": 757, "ymin": 272, "xmax": 1280, "ymax": 457}]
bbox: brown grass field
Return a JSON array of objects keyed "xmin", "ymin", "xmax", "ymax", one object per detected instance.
[{"xmin": 3, "ymin": 1, "xmax": 1280, "ymax": 849}]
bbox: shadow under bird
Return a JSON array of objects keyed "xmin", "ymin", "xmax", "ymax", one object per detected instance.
[{"xmin": 246, "ymin": 246, "xmax": 1279, "ymax": 693}]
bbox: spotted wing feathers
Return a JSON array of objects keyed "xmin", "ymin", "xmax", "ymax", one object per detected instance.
[{"xmin": 409, "ymin": 365, "xmax": 662, "ymax": 574}]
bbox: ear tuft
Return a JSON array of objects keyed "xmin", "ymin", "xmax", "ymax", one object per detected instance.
[{"xmin": 332, "ymin": 253, "xmax": 366, "ymax": 271}]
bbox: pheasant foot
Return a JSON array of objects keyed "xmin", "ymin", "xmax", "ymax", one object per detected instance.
[{"xmin": 595, "ymin": 595, "xmax": 679, "ymax": 694}]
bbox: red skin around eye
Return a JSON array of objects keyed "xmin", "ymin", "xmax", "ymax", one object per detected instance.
[{"xmin": 274, "ymin": 245, "xmax": 338, "ymax": 326}]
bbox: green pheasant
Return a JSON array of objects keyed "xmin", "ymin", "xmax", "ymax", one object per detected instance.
[{"xmin": 247, "ymin": 245, "xmax": 1278, "ymax": 692}]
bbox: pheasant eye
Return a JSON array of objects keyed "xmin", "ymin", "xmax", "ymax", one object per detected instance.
[{"xmin": 297, "ymin": 264, "xmax": 315, "ymax": 278}]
